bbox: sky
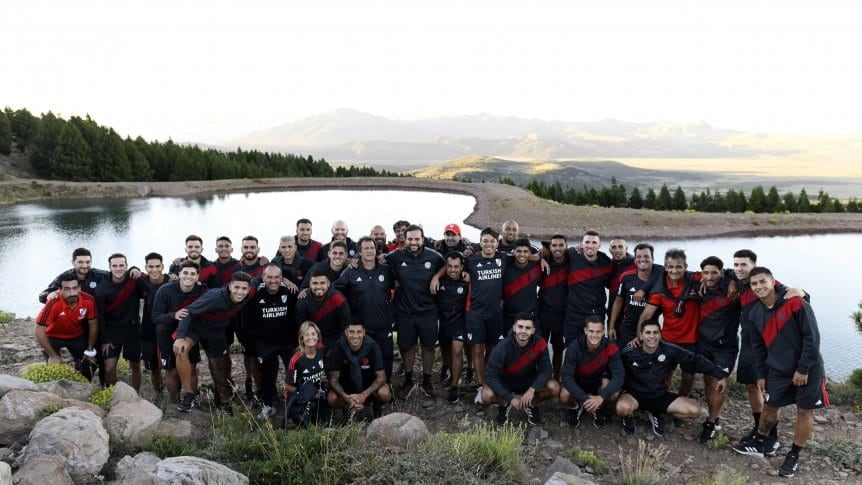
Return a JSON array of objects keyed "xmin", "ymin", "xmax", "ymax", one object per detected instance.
[{"xmin": 2, "ymin": 1, "xmax": 860, "ymax": 144}]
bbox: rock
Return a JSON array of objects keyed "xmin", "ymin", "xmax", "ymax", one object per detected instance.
[
  {"xmin": 104, "ymin": 398, "xmax": 162, "ymax": 446},
  {"xmin": 527, "ymin": 426, "xmax": 549, "ymax": 443},
  {"xmin": 546, "ymin": 457, "xmax": 583, "ymax": 478},
  {"xmin": 0, "ymin": 447, "xmax": 14, "ymax": 464},
  {"xmin": 156, "ymin": 418, "xmax": 193, "ymax": 440},
  {"xmin": 111, "ymin": 381, "xmax": 140, "ymax": 405},
  {"xmin": 19, "ymin": 407, "xmax": 109, "ymax": 482},
  {"xmin": 35, "ymin": 379, "xmax": 94, "ymax": 401},
  {"xmin": 0, "ymin": 390, "xmax": 104, "ymax": 445},
  {"xmin": 0, "ymin": 462, "xmax": 10, "ymax": 485},
  {"xmin": 545, "ymin": 438, "xmax": 565, "ymax": 450},
  {"xmin": 839, "ymin": 471, "xmax": 849, "ymax": 479},
  {"xmin": 814, "ymin": 414, "xmax": 829, "ymax": 424},
  {"xmin": 0, "ymin": 375, "xmax": 38, "ymax": 398},
  {"xmin": 11, "ymin": 454, "xmax": 73, "ymax": 485},
  {"xmin": 544, "ymin": 471, "xmax": 596, "ymax": 485},
  {"xmin": 111, "ymin": 452, "xmax": 161, "ymax": 485},
  {"xmin": 157, "ymin": 456, "xmax": 249, "ymax": 484},
  {"xmin": 366, "ymin": 412, "xmax": 430, "ymax": 449}
]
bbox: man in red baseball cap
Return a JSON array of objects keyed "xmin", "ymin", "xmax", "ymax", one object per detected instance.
[{"xmin": 435, "ymin": 223, "xmax": 474, "ymax": 255}]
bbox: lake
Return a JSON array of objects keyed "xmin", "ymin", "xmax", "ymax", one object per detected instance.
[{"xmin": 0, "ymin": 190, "xmax": 859, "ymax": 379}]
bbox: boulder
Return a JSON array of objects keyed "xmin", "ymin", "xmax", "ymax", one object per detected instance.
[
  {"xmin": 104, "ymin": 398, "xmax": 163, "ymax": 446},
  {"xmin": 0, "ymin": 447, "xmax": 13, "ymax": 464},
  {"xmin": 111, "ymin": 382, "xmax": 140, "ymax": 406},
  {"xmin": 110, "ymin": 452, "xmax": 161, "ymax": 485},
  {"xmin": 546, "ymin": 457, "xmax": 583, "ymax": 478},
  {"xmin": 365, "ymin": 412, "xmax": 430, "ymax": 449},
  {"xmin": 11, "ymin": 454, "xmax": 73, "ymax": 485},
  {"xmin": 156, "ymin": 456, "xmax": 249, "ymax": 484},
  {"xmin": 0, "ymin": 375, "xmax": 38, "ymax": 398},
  {"xmin": 35, "ymin": 379, "xmax": 94, "ymax": 401},
  {"xmin": 545, "ymin": 471, "xmax": 596, "ymax": 485},
  {"xmin": 0, "ymin": 461, "xmax": 10, "ymax": 485},
  {"xmin": 0, "ymin": 390, "xmax": 104, "ymax": 445},
  {"xmin": 19, "ymin": 407, "xmax": 109, "ymax": 482},
  {"xmin": 156, "ymin": 418, "xmax": 193, "ymax": 440}
]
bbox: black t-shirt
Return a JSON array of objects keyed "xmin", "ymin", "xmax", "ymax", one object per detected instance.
[
  {"xmin": 330, "ymin": 336, "xmax": 384, "ymax": 391},
  {"xmin": 287, "ymin": 348, "xmax": 327, "ymax": 389},
  {"xmin": 464, "ymin": 253, "xmax": 508, "ymax": 313}
]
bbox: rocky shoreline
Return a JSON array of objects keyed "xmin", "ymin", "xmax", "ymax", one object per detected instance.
[{"xmin": 2, "ymin": 177, "xmax": 862, "ymax": 241}]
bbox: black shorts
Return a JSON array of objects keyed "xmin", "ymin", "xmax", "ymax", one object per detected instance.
[
  {"xmin": 234, "ymin": 326, "xmax": 255, "ymax": 356},
  {"xmin": 396, "ymin": 314, "xmax": 438, "ymax": 349},
  {"xmin": 366, "ymin": 328, "xmax": 394, "ymax": 362},
  {"xmin": 438, "ymin": 319, "xmax": 467, "ymax": 347},
  {"xmin": 45, "ymin": 334, "xmax": 88, "ymax": 361},
  {"xmin": 466, "ymin": 308, "xmax": 502, "ymax": 345},
  {"xmin": 186, "ymin": 323, "xmax": 230, "ymax": 358},
  {"xmin": 568, "ymin": 379, "xmax": 602, "ymax": 398},
  {"xmin": 628, "ymin": 390, "xmax": 679, "ymax": 414},
  {"xmin": 537, "ymin": 309, "xmax": 565, "ymax": 349},
  {"xmin": 735, "ymin": 347, "xmax": 756, "ymax": 385},
  {"xmin": 696, "ymin": 342, "xmax": 738, "ymax": 376},
  {"xmin": 103, "ymin": 326, "xmax": 141, "ymax": 361},
  {"xmin": 157, "ymin": 323, "xmax": 201, "ymax": 370},
  {"xmin": 255, "ymin": 340, "xmax": 295, "ymax": 366},
  {"xmin": 666, "ymin": 342, "xmax": 698, "ymax": 374},
  {"xmin": 766, "ymin": 372, "xmax": 829, "ymax": 410}
]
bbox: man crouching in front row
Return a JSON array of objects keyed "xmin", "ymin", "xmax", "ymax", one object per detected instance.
[{"xmin": 482, "ymin": 313, "xmax": 560, "ymax": 426}]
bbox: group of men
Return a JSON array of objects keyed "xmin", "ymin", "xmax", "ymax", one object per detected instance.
[{"xmin": 34, "ymin": 218, "xmax": 826, "ymax": 478}]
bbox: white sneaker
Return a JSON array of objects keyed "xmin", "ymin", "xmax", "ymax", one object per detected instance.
[{"xmin": 258, "ymin": 405, "xmax": 276, "ymax": 419}]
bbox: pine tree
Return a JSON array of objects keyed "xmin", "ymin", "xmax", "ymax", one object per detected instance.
[
  {"xmin": 9, "ymin": 108, "xmax": 39, "ymax": 149},
  {"xmin": 672, "ymin": 186, "xmax": 687, "ymax": 210},
  {"xmin": 644, "ymin": 188, "xmax": 657, "ymax": 209},
  {"xmin": 766, "ymin": 186, "xmax": 781, "ymax": 212},
  {"xmin": 748, "ymin": 186, "xmax": 766, "ymax": 213},
  {"xmin": 29, "ymin": 112, "xmax": 66, "ymax": 177},
  {"xmin": 656, "ymin": 184, "xmax": 672, "ymax": 211},
  {"xmin": 629, "ymin": 187, "xmax": 643, "ymax": 209},
  {"xmin": 92, "ymin": 128, "xmax": 132, "ymax": 181},
  {"xmin": 797, "ymin": 188, "xmax": 811, "ymax": 212},
  {"xmin": 0, "ymin": 110, "xmax": 11, "ymax": 155},
  {"xmin": 782, "ymin": 190, "xmax": 798, "ymax": 213},
  {"xmin": 50, "ymin": 122, "xmax": 92, "ymax": 180},
  {"xmin": 124, "ymin": 137, "xmax": 152, "ymax": 180}
]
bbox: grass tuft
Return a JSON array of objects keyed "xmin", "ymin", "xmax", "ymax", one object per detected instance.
[{"xmin": 566, "ymin": 446, "xmax": 607, "ymax": 474}]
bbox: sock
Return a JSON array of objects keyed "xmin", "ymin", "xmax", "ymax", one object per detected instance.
[
  {"xmin": 768, "ymin": 424, "xmax": 778, "ymax": 437},
  {"xmin": 404, "ymin": 372, "xmax": 413, "ymax": 384},
  {"xmin": 790, "ymin": 443, "xmax": 802, "ymax": 455},
  {"xmin": 752, "ymin": 412, "xmax": 761, "ymax": 428},
  {"xmin": 423, "ymin": 373, "xmax": 432, "ymax": 384}
]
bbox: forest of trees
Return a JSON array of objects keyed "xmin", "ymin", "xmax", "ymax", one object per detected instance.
[
  {"xmin": 0, "ymin": 108, "xmax": 399, "ymax": 182},
  {"xmin": 516, "ymin": 177, "xmax": 862, "ymax": 214}
]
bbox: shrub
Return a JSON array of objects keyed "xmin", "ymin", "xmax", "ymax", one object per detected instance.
[
  {"xmin": 619, "ymin": 440, "xmax": 686, "ymax": 485},
  {"xmin": 423, "ymin": 421, "xmax": 527, "ymax": 481},
  {"xmin": 848, "ymin": 368, "xmax": 862, "ymax": 389},
  {"xmin": 22, "ymin": 363, "xmax": 89, "ymax": 383},
  {"xmin": 705, "ymin": 429, "xmax": 730, "ymax": 450},
  {"xmin": 88, "ymin": 386, "xmax": 114, "ymax": 410},
  {"xmin": 566, "ymin": 446, "xmax": 607, "ymax": 474},
  {"xmin": 117, "ymin": 358, "xmax": 131, "ymax": 378},
  {"xmin": 40, "ymin": 404, "xmax": 61, "ymax": 417},
  {"xmin": 827, "ymin": 376, "xmax": 862, "ymax": 406},
  {"xmin": 146, "ymin": 433, "xmax": 198, "ymax": 458},
  {"xmin": 0, "ymin": 311, "xmax": 13, "ymax": 324},
  {"xmin": 810, "ymin": 430, "xmax": 862, "ymax": 472}
]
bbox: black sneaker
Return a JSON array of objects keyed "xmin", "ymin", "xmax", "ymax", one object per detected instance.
[
  {"xmin": 398, "ymin": 380, "xmax": 416, "ymax": 400},
  {"xmin": 447, "ymin": 386, "xmax": 460, "ymax": 404},
  {"xmin": 778, "ymin": 451, "xmax": 799, "ymax": 478},
  {"xmin": 732, "ymin": 434, "xmax": 766, "ymax": 456},
  {"xmin": 593, "ymin": 411, "xmax": 610, "ymax": 429},
  {"xmin": 372, "ymin": 401, "xmax": 384, "ymax": 419},
  {"xmin": 648, "ymin": 412, "xmax": 666, "ymax": 437},
  {"xmin": 495, "ymin": 403, "xmax": 511, "ymax": 425},
  {"xmin": 525, "ymin": 405, "xmax": 541, "ymax": 426},
  {"xmin": 440, "ymin": 366, "xmax": 451, "ymax": 386},
  {"xmin": 764, "ymin": 434, "xmax": 780, "ymax": 457},
  {"xmin": 698, "ymin": 419, "xmax": 718, "ymax": 443},
  {"xmin": 216, "ymin": 404, "xmax": 233, "ymax": 417},
  {"xmin": 622, "ymin": 415, "xmax": 636, "ymax": 436},
  {"xmin": 193, "ymin": 391, "xmax": 204, "ymax": 408},
  {"xmin": 420, "ymin": 380, "xmax": 436, "ymax": 399},
  {"xmin": 177, "ymin": 391, "xmax": 195, "ymax": 412},
  {"xmin": 567, "ymin": 405, "xmax": 583, "ymax": 429}
]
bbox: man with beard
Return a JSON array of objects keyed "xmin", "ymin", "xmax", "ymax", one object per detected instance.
[
  {"xmin": 35, "ymin": 273, "xmax": 99, "ymax": 381},
  {"xmin": 137, "ymin": 252, "xmax": 170, "ymax": 398},
  {"xmin": 562, "ymin": 230, "xmax": 613, "ymax": 343},
  {"xmin": 319, "ymin": 220, "xmax": 357, "ymax": 260},
  {"xmin": 40, "ymin": 247, "xmax": 110, "ymax": 303},
  {"xmin": 335, "ymin": 237, "xmax": 396, "ymax": 381},
  {"xmin": 152, "ymin": 260, "xmax": 207, "ymax": 407},
  {"xmin": 609, "ymin": 243, "xmax": 663, "ymax": 347},
  {"xmin": 732, "ymin": 267, "xmax": 826, "ymax": 478},
  {"xmin": 502, "ymin": 238, "xmax": 544, "ymax": 329},
  {"xmin": 245, "ymin": 264, "xmax": 295, "ymax": 419},
  {"xmin": 301, "ymin": 241, "xmax": 349, "ymax": 292},
  {"xmin": 482, "ymin": 313, "xmax": 559, "ymax": 426},
  {"xmin": 94, "ymin": 253, "xmax": 145, "ymax": 391},
  {"xmin": 497, "ymin": 220, "xmax": 536, "ymax": 255},
  {"xmin": 211, "ymin": 236, "xmax": 239, "ymax": 287},
  {"xmin": 537, "ymin": 235, "xmax": 568, "ymax": 380},
  {"xmin": 295, "ymin": 218, "xmax": 324, "ymax": 262},
  {"xmin": 369, "ymin": 225, "xmax": 389, "ymax": 254},
  {"xmin": 433, "ymin": 223, "xmax": 474, "ymax": 256},
  {"xmin": 436, "ymin": 251, "xmax": 469, "ymax": 404},
  {"xmin": 386, "ymin": 225, "xmax": 445, "ymax": 399},
  {"xmin": 169, "ymin": 235, "xmax": 217, "ymax": 286},
  {"xmin": 174, "ymin": 272, "xmax": 252, "ymax": 416},
  {"xmin": 327, "ymin": 321, "xmax": 392, "ymax": 420},
  {"xmin": 617, "ymin": 320, "xmax": 728, "ymax": 437},
  {"xmin": 296, "ymin": 269, "xmax": 351, "ymax": 354},
  {"xmin": 560, "ymin": 315, "xmax": 623, "ymax": 428},
  {"xmin": 234, "ymin": 235, "xmax": 267, "ymax": 399},
  {"xmin": 607, "ymin": 237, "xmax": 635, "ymax": 328}
]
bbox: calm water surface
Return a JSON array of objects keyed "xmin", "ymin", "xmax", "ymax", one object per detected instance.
[{"xmin": 0, "ymin": 190, "xmax": 859, "ymax": 378}]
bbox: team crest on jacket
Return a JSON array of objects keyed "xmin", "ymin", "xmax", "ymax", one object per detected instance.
[
  {"xmin": 378, "ymin": 274, "xmax": 385, "ymax": 282},
  {"xmin": 281, "ymin": 295, "xmax": 288, "ymax": 303},
  {"xmin": 457, "ymin": 287, "xmax": 464, "ymax": 294},
  {"xmin": 658, "ymin": 354, "xmax": 666, "ymax": 362},
  {"xmin": 79, "ymin": 308, "xmax": 86, "ymax": 318},
  {"xmin": 424, "ymin": 262, "xmax": 431, "ymax": 269},
  {"xmin": 495, "ymin": 258, "xmax": 501, "ymax": 266},
  {"xmin": 89, "ymin": 282, "xmax": 97, "ymax": 289}
]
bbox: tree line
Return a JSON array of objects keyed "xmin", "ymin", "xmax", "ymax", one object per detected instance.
[
  {"xmin": 0, "ymin": 108, "xmax": 399, "ymax": 182},
  {"xmin": 512, "ymin": 177, "xmax": 862, "ymax": 213}
]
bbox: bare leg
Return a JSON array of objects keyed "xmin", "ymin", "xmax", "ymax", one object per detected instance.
[{"xmin": 129, "ymin": 359, "xmax": 142, "ymax": 392}]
